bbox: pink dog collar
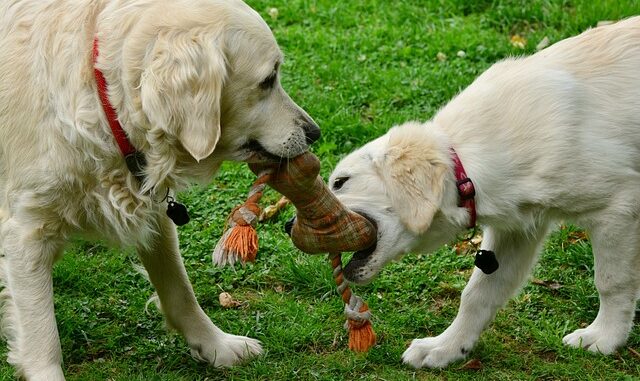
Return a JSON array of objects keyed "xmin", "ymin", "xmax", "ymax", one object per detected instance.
[{"xmin": 450, "ymin": 148, "xmax": 476, "ymax": 228}]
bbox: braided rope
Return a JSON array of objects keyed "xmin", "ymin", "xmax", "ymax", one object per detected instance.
[
  {"xmin": 212, "ymin": 170, "xmax": 272, "ymax": 267},
  {"xmin": 330, "ymin": 252, "xmax": 376, "ymax": 352}
]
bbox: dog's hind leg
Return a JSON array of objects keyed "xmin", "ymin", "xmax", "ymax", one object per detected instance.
[
  {"xmin": 0, "ymin": 216, "xmax": 65, "ymax": 381},
  {"xmin": 402, "ymin": 225, "xmax": 549, "ymax": 368},
  {"xmin": 137, "ymin": 216, "xmax": 262, "ymax": 367},
  {"xmin": 563, "ymin": 214, "xmax": 640, "ymax": 354}
]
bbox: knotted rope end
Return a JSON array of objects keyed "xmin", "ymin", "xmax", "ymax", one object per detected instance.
[
  {"xmin": 347, "ymin": 303, "xmax": 376, "ymax": 352},
  {"xmin": 332, "ymin": 252, "xmax": 376, "ymax": 352},
  {"xmin": 212, "ymin": 172, "xmax": 270, "ymax": 267}
]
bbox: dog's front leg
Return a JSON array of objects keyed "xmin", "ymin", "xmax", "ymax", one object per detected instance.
[
  {"xmin": 402, "ymin": 226, "xmax": 549, "ymax": 368},
  {"xmin": 137, "ymin": 216, "xmax": 262, "ymax": 367},
  {"xmin": 0, "ymin": 218, "xmax": 65, "ymax": 381}
]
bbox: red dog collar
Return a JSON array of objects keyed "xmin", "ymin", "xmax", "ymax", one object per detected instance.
[
  {"xmin": 92, "ymin": 38, "xmax": 190, "ymax": 225},
  {"xmin": 450, "ymin": 148, "xmax": 476, "ymax": 228},
  {"xmin": 93, "ymin": 38, "xmax": 146, "ymax": 181},
  {"xmin": 93, "ymin": 38, "xmax": 136, "ymax": 156}
]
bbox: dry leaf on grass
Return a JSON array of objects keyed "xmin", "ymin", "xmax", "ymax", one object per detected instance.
[
  {"xmin": 268, "ymin": 7, "xmax": 278, "ymax": 20},
  {"xmin": 453, "ymin": 232, "xmax": 483, "ymax": 255},
  {"xmin": 470, "ymin": 233, "xmax": 483, "ymax": 245},
  {"xmin": 628, "ymin": 347, "xmax": 640, "ymax": 360},
  {"xmin": 259, "ymin": 196, "xmax": 290, "ymax": 222},
  {"xmin": 532, "ymin": 278, "xmax": 562, "ymax": 290},
  {"xmin": 567, "ymin": 230, "xmax": 589, "ymax": 244},
  {"xmin": 459, "ymin": 358, "xmax": 483, "ymax": 370},
  {"xmin": 454, "ymin": 240, "xmax": 475, "ymax": 255},
  {"xmin": 536, "ymin": 36, "xmax": 550, "ymax": 50},
  {"xmin": 510, "ymin": 34, "xmax": 526, "ymax": 49},
  {"xmin": 597, "ymin": 20, "xmax": 615, "ymax": 27},
  {"xmin": 219, "ymin": 292, "xmax": 242, "ymax": 308}
]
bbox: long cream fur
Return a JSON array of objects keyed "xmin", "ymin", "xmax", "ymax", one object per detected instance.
[
  {"xmin": 0, "ymin": 0, "xmax": 319, "ymax": 379},
  {"xmin": 330, "ymin": 17, "xmax": 640, "ymax": 368}
]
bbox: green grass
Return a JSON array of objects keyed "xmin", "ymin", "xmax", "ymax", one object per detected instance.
[{"xmin": 3, "ymin": 1, "xmax": 640, "ymax": 379}]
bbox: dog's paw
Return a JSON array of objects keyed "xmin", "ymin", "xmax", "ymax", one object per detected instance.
[
  {"xmin": 402, "ymin": 336, "xmax": 472, "ymax": 369},
  {"xmin": 190, "ymin": 331, "xmax": 263, "ymax": 367},
  {"xmin": 562, "ymin": 326, "xmax": 624, "ymax": 354}
]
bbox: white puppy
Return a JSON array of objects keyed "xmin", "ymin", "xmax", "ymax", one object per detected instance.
[
  {"xmin": 0, "ymin": 0, "xmax": 319, "ymax": 380},
  {"xmin": 330, "ymin": 17, "xmax": 640, "ymax": 368}
]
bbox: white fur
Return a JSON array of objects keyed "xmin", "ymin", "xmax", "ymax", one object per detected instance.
[
  {"xmin": 0, "ymin": 0, "xmax": 319, "ymax": 379},
  {"xmin": 330, "ymin": 17, "xmax": 640, "ymax": 368}
]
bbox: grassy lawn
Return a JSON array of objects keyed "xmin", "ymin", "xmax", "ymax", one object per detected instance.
[{"xmin": 3, "ymin": 1, "xmax": 640, "ymax": 380}]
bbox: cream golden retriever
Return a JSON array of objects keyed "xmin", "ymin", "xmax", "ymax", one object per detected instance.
[
  {"xmin": 0, "ymin": 0, "xmax": 319, "ymax": 379},
  {"xmin": 330, "ymin": 17, "xmax": 640, "ymax": 368}
]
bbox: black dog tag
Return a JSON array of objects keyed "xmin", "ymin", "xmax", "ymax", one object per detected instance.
[
  {"xmin": 475, "ymin": 250, "xmax": 499, "ymax": 274},
  {"xmin": 167, "ymin": 200, "xmax": 190, "ymax": 226}
]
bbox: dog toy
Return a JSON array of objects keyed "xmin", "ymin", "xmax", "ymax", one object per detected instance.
[
  {"xmin": 211, "ymin": 171, "xmax": 269, "ymax": 267},
  {"xmin": 212, "ymin": 152, "xmax": 378, "ymax": 352}
]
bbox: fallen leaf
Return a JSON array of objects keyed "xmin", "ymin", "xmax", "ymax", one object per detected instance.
[
  {"xmin": 454, "ymin": 240, "xmax": 474, "ymax": 255},
  {"xmin": 331, "ymin": 332, "xmax": 340, "ymax": 348},
  {"xmin": 259, "ymin": 196, "xmax": 290, "ymax": 221},
  {"xmin": 460, "ymin": 358, "xmax": 483, "ymax": 370},
  {"xmin": 548, "ymin": 282, "xmax": 562, "ymax": 290},
  {"xmin": 567, "ymin": 230, "xmax": 588, "ymax": 244},
  {"xmin": 597, "ymin": 20, "xmax": 615, "ymax": 27},
  {"xmin": 259, "ymin": 205, "xmax": 279, "ymax": 221},
  {"xmin": 510, "ymin": 34, "xmax": 526, "ymax": 49},
  {"xmin": 470, "ymin": 233, "xmax": 483, "ymax": 245},
  {"xmin": 536, "ymin": 36, "xmax": 550, "ymax": 51},
  {"xmin": 268, "ymin": 7, "xmax": 279, "ymax": 20},
  {"xmin": 531, "ymin": 278, "xmax": 562, "ymax": 290},
  {"xmin": 219, "ymin": 292, "xmax": 242, "ymax": 308}
]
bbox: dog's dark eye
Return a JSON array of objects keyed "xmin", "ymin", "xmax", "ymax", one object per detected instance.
[
  {"xmin": 332, "ymin": 176, "xmax": 349, "ymax": 190},
  {"xmin": 259, "ymin": 71, "xmax": 277, "ymax": 90}
]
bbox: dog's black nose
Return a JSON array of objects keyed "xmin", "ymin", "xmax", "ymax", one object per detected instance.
[
  {"xmin": 284, "ymin": 216, "xmax": 296, "ymax": 236},
  {"xmin": 299, "ymin": 114, "xmax": 321, "ymax": 144},
  {"xmin": 304, "ymin": 123, "xmax": 321, "ymax": 145}
]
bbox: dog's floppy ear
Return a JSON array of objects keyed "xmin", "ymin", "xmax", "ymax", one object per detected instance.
[
  {"xmin": 375, "ymin": 123, "xmax": 448, "ymax": 234},
  {"xmin": 141, "ymin": 31, "xmax": 226, "ymax": 161}
]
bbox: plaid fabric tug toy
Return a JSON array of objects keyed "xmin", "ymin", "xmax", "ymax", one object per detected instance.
[{"xmin": 212, "ymin": 152, "xmax": 378, "ymax": 352}]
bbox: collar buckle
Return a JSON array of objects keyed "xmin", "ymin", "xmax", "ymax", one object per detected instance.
[
  {"xmin": 124, "ymin": 152, "xmax": 147, "ymax": 184},
  {"xmin": 450, "ymin": 148, "xmax": 477, "ymax": 228},
  {"xmin": 455, "ymin": 177, "xmax": 476, "ymax": 202}
]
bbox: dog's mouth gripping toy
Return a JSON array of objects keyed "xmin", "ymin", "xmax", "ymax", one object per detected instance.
[{"xmin": 213, "ymin": 152, "xmax": 378, "ymax": 352}]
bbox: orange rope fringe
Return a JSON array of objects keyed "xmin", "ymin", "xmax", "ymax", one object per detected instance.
[
  {"xmin": 224, "ymin": 224, "xmax": 259, "ymax": 263},
  {"xmin": 347, "ymin": 304, "xmax": 376, "ymax": 352}
]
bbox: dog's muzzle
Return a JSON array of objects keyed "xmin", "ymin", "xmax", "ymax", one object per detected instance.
[{"xmin": 242, "ymin": 139, "xmax": 285, "ymax": 163}]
